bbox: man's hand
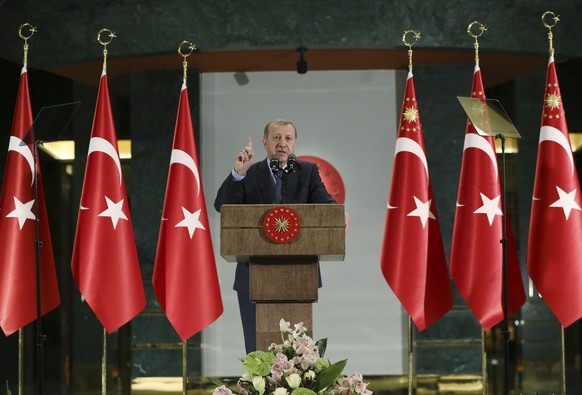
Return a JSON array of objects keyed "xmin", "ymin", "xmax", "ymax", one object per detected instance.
[{"xmin": 235, "ymin": 137, "xmax": 254, "ymax": 176}]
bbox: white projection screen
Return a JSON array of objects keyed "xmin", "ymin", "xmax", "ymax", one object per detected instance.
[{"xmin": 200, "ymin": 70, "xmax": 405, "ymax": 376}]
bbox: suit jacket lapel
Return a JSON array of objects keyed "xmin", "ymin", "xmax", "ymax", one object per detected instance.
[
  {"xmin": 284, "ymin": 164, "xmax": 300, "ymax": 203},
  {"xmin": 257, "ymin": 159, "xmax": 275, "ymax": 203}
]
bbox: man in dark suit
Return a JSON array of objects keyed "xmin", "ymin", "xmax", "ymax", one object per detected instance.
[{"xmin": 214, "ymin": 119, "xmax": 337, "ymax": 353}]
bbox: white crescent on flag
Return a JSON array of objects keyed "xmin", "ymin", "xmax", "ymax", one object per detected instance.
[
  {"xmin": 539, "ymin": 125, "xmax": 575, "ymax": 176},
  {"xmin": 394, "ymin": 137, "xmax": 429, "ymax": 179},
  {"xmin": 8, "ymin": 136, "xmax": 35, "ymax": 186},
  {"xmin": 463, "ymin": 133, "xmax": 498, "ymax": 180},
  {"xmin": 87, "ymin": 137, "xmax": 123, "ymax": 186},
  {"xmin": 170, "ymin": 149, "xmax": 201, "ymax": 197}
]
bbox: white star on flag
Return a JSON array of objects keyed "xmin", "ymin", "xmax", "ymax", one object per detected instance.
[
  {"xmin": 98, "ymin": 196, "xmax": 128, "ymax": 229},
  {"xmin": 175, "ymin": 207, "xmax": 205, "ymax": 238},
  {"xmin": 549, "ymin": 186, "xmax": 581, "ymax": 220},
  {"xmin": 473, "ymin": 192, "xmax": 503, "ymax": 226},
  {"xmin": 6, "ymin": 197, "xmax": 36, "ymax": 230},
  {"xmin": 407, "ymin": 196, "xmax": 435, "ymax": 228}
]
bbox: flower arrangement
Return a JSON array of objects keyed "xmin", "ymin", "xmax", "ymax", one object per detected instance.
[{"xmin": 212, "ymin": 320, "xmax": 372, "ymax": 395}]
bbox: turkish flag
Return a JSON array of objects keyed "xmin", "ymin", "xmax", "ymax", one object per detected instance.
[
  {"xmin": 71, "ymin": 69, "xmax": 145, "ymax": 333},
  {"xmin": 0, "ymin": 67, "xmax": 60, "ymax": 336},
  {"xmin": 380, "ymin": 70, "xmax": 453, "ymax": 331},
  {"xmin": 450, "ymin": 65, "xmax": 525, "ymax": 330},
  {"xmin": 153, "ymin": 83, "xmax": 223, "ymax": 341},
  {"xmin": 527, "ymin": 55, "xmax": 582, "ymax": 327}
]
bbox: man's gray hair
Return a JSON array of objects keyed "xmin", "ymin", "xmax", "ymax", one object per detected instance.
[{"xmin": 263, "ymin": 119, "xmax": 297, "ymax": 138}]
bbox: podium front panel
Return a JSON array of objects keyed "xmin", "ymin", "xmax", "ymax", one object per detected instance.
[
  {"xmin": 220, "ymin": 204, "xmax": 345, "ymax": 262},
  {"xmin": 249, "ymin": 256, "xmax": 318, "ymax": 302}
]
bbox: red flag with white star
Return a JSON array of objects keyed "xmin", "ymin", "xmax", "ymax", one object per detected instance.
[
  {"xmin": 450, "ymin": 65, "xmax": 525, "ymax": 330},
  {"xmin": 71, "ymin": 69, "xmax": 145, "ymax": 333},
  {"xmin": 527, "ymin": 55, "xmax": 582, "ymax": 327},
  {"xmin": 153, "ymin": 82, "xmax": 223, "ymax": 341},
  {"xmin": 0, "ymin": 67, "xmax": 60, "ymax": 336},
  {"xmin": 380, "ymin": 70, "xmax": 453, "ymax": 331}
]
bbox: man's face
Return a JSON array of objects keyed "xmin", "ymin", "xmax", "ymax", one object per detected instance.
[{"xmin": 262, "ymin": 123, "xmax": 297, "ymax": 166}]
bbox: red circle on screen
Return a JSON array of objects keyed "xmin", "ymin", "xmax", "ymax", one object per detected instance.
[{"xmin": 297, "ymin": 155, "xmax": 345, "ymax": 204}]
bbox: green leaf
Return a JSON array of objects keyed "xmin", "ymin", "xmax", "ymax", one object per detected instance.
[
  {"xmin": 6, "ymin": 380, "xmax": 12, "ymax": 395},
  {"xmin": 315, "ymin": 338, "xmax": 327, "ymax": 358},
  {"xmin": 314, "ymin": 359, "xmax": 347, "ymax": 392},
  {"xmin": 291, "ymin": 388, "xmax": 317, "ymax": 395},
  {"xmin": 242, "ymin": 351, "xmax": 276, "ymax": 376},
  {"xmin": 315, "ymin": 358, "xmax": 330, "ymax": 373}
]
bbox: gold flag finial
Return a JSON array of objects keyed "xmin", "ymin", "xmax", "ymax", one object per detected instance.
[
  {"xmin": 402, "ymin": 30, "xmax": 421, "ymax": 71},
  {"xmin": 178, "ymin": 40, "xmax": 196, "ymax": 83},
  {"xmin": 97, "ymin": 28, "xmax": 117, "ymax": 70},
  {"xmin": 18, "ymin": 23, "xmax": 37, "ymax": 67},
  {"xmin": 467, "ymin": 21, "xmax": 487, "ymax": 66},
  {"xmin": 541, "ymin": 11, "xmax": 559, "ymax": 56}
]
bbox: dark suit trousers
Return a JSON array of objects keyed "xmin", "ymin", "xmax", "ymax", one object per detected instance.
[{"xmin": 237, "ymin": 291, "xmax": 256, "ymax": 354}]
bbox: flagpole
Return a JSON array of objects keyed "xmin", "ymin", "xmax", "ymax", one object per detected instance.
[
  {"xmin": 96, "ymin": 28, "xmax": 116, "ymax": 395},
  {"xmin": 401, "ymin": 31, "xmax": 420, "ymax": 395},
  {"xmin": 182, "ymin": 341, "xmax": 187, "ymax": 395},
  {"xmin": 407, "ymin": 316, "xmax": 414, "ymax": 395},
  {"xmin": 18, "ymin": 23, "xmax": 48, "ymax": 395},
  {"xmin": 102, "ymin": 327, "xmax": 107, "ymax": 395},
  {"xmin": 19, "ymin": 328, "xmax": 24, "ymax": 395},
  {"xmin": 467, "ymin": 23, "xmax": 489, "ymax": 395},
  {"xmin": 481, "ymin": 330, "xmax": 487, "ymax": 395},
  {"xmin": 561, "ymin": 325, "xmax": 566, "ymax": 394},
  {"xmin": 177, "ymin": 40, "xmax": 196, "ymax": 395},
  {"xmin": 542, "ymin": 11, "xmax": 566, "ymax": 395},
  {"xmin": 467, "ymin": 20, "xmax": 515, "ymax": 395},
  {"xmin": 178, "ymin": 40, "xmax": 196, "ymax": 83},
  {"xmin": 402, "ymin": 30, "xmax": 420, "ymax": 75}
]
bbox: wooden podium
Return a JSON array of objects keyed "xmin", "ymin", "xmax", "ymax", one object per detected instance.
[{"xmin": 220, "ymin": 204, "xmax": 345, "ymax": 350}]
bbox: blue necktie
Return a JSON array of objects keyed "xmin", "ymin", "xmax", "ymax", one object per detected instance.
[{"xmin": 274, "ymin": 169, "xmax": 283, "ymax": 204}]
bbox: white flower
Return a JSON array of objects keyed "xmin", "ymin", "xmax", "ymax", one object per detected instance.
[
  {"xmin": 286, "ymin": 373, "xmax": 302, "ymax": 389},
  {"xmin": 303, "ymin": 370, "xmax": 316, "ymax": 380},
  {"xmin": 213, "ymin": 385, "xmax": 233, "ymax": 395},
  {"xmin": 269, "ymin": 343, "xmax": 283, "ymax": 353},
  {"xmin": 274, "ymin": 387, "xmax": 289, "ymax": 395},
  {"xmin": 290, "ymin": 323, "xmax": 305, "ymax": 339},
  {"xmin": 279, "ymin": 319, "xmax": 291, "ymax": 333},
  {"xmin": 252, "ymin": 376, "xmax": 266, "ymax": 395}
]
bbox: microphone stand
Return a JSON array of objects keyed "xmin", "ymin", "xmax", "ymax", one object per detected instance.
[
  {"xmin": 281, "ymin": 171, "xmax": 288, "ymax": 204},
  {"xmin": 281, "ymin": 156, "xmax": 296, "ymax": 204},
  {"xmin": 496, "ymin": 133, "xmax": 510, "ymax": 395},
  {"xmin": 457, "ymin": 96, "xmax": 520, "ymax": 395},
  {"xmin": 32, "ymin": 140, "xmax": 45, "ymax": 395}
]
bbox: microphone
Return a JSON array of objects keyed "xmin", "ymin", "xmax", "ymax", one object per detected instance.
[
  {"xmin": 287, "ymin": 153, "xmax": 297, "ymax": 173},
  {"xmin": 270, "ymin": 155, "xmax": 280, "ymax": 173}
]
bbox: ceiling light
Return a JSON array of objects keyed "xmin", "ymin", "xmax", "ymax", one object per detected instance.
[{"xmin": 40, "ymin": 139, "xmax": 132, "ymax": 161}]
